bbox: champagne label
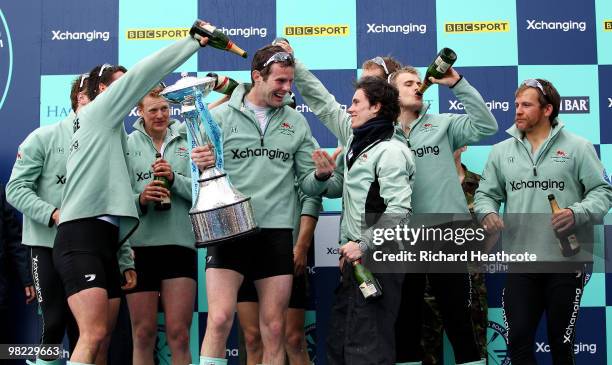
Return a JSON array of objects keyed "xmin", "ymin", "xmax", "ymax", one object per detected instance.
[
  {"xmin": 201, "ymin": 23, "xmax": 217, "ymax": 33},
  {"xmin": 359, "ymin": 281, "xmax": 378, "ymax": 298},
  {"xmin": 434, "ymin": 56, "xmax": 451, "ymax": 74},
  {"xmin": 568, "ymin": 234, "xmax": 580, "ymax": 250}
]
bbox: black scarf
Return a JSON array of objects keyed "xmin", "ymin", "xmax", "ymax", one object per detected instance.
[{"xmin": 347, "ymin": 117, "xmax": 394, "ymax": 169}]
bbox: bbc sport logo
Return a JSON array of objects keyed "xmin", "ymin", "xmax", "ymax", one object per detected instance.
[
  {"xmin": 284, "ymin": 24, "xmax": 350, "ymax": 37},
  {"xmin": 0, "ymin": 8, "xmax": 12, "ymax": 111},
  {"xmin": 444, "ymin": 21, "xmax": 510, "ymax": 33}
]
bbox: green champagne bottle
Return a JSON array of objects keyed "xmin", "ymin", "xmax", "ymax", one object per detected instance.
[
  {"xmin": 154, "ymin": 152, "xmax": 171, "ymax": 211},
  {"xmin": 416, "ymin": 47, "xmax": 457, "ymax": 95},
  {"xmin": 548, "ymin": 194, "xmax": 580, "ymax": 257},
  {"xmin": 190, "ymin": 19, "xmax": 248, "ymax": 58},
  {"xmin": 353, "ymin": 259, "xmax": 382, "ymax": 299},
  {"xmin": 207, "ymin": 72, "xmax": 239, "ymax": 96}
]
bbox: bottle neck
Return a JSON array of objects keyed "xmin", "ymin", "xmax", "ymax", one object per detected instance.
[{"xmin": 549, "ymin": 199, "xmax": 561, "ymax": 213}]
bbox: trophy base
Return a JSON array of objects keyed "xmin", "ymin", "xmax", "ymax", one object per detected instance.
[{"xmin": 190, "ymin": 197, "xmax": 258, "ymax": 248}]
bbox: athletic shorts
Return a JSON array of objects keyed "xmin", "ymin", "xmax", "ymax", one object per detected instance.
[
  {"xmin": 237, "ymin": 272, "xmax": 309, "ymax": 309},
  {"xmin": 53, "ymin": 218, "xmax": 122, "ymax": 298},
  {"xmin": 205, "ymin": 228, "xmax": 293, "ymax": 280},
  {"xmin": 125, "ymin": 245, "xmax": 197, "ymax": 293}
]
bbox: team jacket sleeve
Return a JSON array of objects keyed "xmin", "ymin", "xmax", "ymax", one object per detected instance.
[
  {"xmin": 359, "ymin": 146, "xmax": 414, "ymax": 253},
  {"xmin": 293, "ymin": 60, "xmax": 353, "ymax": 146},
  {"xmin": 6, "ymin": 132, "xmax": 56, "ymax": 226},
  {"xmin": 2, "ymin": 189, "xmax": 31, "ymax": 286},
  {"xmin": 295, "ymin": 125, "xmax": 331, "ymax": 197},
  {"xmin": 474, "ymin": 146, "xmax": 506, "ymax": 221},
  {"xmin": 83, "ymin": 36, "xmax": 201, "ymax": 130},
  {"xmin": 116, "ymin": 240, "xmax": 135, "ymax": 274},
  {"xmin": 568, "ymin": 142, "xmax": 612, "ymax": 226},
  {"xmin": 446, "ymin": 77, "xmax": 499, "ymax": 150}
]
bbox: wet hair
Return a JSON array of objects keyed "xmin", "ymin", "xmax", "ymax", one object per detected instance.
[
  {"xmin": 70, "ymin": 74, "xmax": 89, "ymax": 112},
  {"xmin": 250, "ymin": 45, "xmax": 295, "ymax": 83},
  {"xmin": 86, "ymin": 64, "xmax": 127, "ymax": 101},
  {"xmin": 355, "ymin": 76, "xmax": 400, "ymax": 122}
]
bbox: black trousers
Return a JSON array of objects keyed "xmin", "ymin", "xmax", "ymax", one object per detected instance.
[
  {"xmin": 394, "ymin": 272, "xmax": 480, "ymax": 364},
  {"xmin": 503, "ymin": 271, "xmax": 587, "ymax": 365},
  {"xmin": 30, "ymin": 246, "xmax": 79, "ymax": 358},
  {"xmin": 327, "ymin": 262, "xmax": 404, "ymax": 365}
]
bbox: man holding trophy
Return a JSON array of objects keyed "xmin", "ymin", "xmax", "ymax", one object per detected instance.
[{"xmin": 189, "ymin": 45, "xmax": 330, "ymax": 365}]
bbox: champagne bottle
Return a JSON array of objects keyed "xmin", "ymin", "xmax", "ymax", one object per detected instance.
[
  {"xmin": 190, "ymin": 20, "xmax": 248, "ymax": 58},
  {"xmin": 353, "ymin": 259, "xmax": 382, "ymax": 299},
  {"xmin": 548, "ymin": 194, "xmax": 580, "ymax": 257},
  {"xmin": 154, "ymin": 152, "xmax": 171, "ymax": 211},
  {"xmin": 416, "ymin": 47, "xmax": 457, "ymax": 96},
  {"xmin": 206, "ymin": 72, "xmax": 239, "ymax": 96}
]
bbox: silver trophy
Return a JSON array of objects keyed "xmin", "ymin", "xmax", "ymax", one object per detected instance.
[{"xmin": 161, "ymin": 73, "xmax": 258, "ymax": 247}]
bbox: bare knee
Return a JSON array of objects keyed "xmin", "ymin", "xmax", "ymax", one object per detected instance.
[
  {"xmin": 80, "ymin": 323, "xmax": 108, "ymax": 347},
  {"xmin": 206, "ymin": 310, "xmax": 234, "ymax": 337},
  {"xmin": 243, "ymin": 327, "xmax": 262, "ymax": 352},
  {"xmin": 166, "ymin": 325, "xmax": 190, "ymax": 350},
  {"xmin": 133, "ymin": 322, "xmax": 157, "ymax": 349},
  {"xmin": 285, "ymin": 329, "xmax": 305, "ymax": 352},
  {"xmin": 260, "ymin": 319, "xmax": 284, "ymax": 340}
]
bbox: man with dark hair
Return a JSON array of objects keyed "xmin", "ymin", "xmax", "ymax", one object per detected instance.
[
  {"xmin": 475, "ymin": 79, "xmax": 612, "ymax": 364},
  {"xmin": 190, "ymin": 45, "xmax": 329, "ymax": 365}
]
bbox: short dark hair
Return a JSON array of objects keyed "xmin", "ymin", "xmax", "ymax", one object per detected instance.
[
  {"xmin": 515, "ymin": 78, "xmax": 561, "ymax": 124},
  {"xmin": 87, "ymin": 64, "xmax": 127, "ymax": 101},
  {"xmin": 70, "ymin": 74, "xmax": 88, "ymax": 112},
  {"xmin": 250, "ymin": 45, "xmax": 295, "ymax": 83},
  {"xmin": 355, "ymin": 76, "xmax": 400, "ymax": 122}
]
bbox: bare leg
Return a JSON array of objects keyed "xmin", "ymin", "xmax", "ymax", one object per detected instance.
[
  {"xmin": 127, "ymin": 291, "xmax": 159, "ymax": 365},
  {"xmin": 255, "ymin": 275, "xmax": 292, "ymax": 365},
  {"xmin": 161, "ymin": 277, "xmax": 196, "ymax": 365},
  {"xmin": 237, "ymin": 302, "xmax": 263, "ymax": 365},
  {"xmin": 285, "ymin": 308, "xmax": 309, "ymax": 365},
  {"xmin": 67, "ymin": 288, "xmax": 110, "ymax": 363}
]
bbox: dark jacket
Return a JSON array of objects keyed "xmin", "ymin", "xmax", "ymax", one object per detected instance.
[{"xmin": 0, "ymin": 183, "xmax": 30, "ymax": 308}]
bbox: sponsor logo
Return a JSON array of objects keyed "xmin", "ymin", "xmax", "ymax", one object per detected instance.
[
  {"xmin": 418, "ymin": 123, "xmax": 439, "ymax": 134},
  {"xmin": 136, "ymin": 171, "xmax": 153, "ymax": 182},
  {"xmin": 176, "ymin": 146, "xmax": 189, "ymax": 158},
  {"xmin": 607, "ymin": 97, "xmax": 612, "ymax": 108},
  {"xmin": 73, "ymin": 118, "xmax": 80, "ymax": 133},
  {"xmin": 449, "ymin": 99, "xmax": 510, "ymax": 112},
  {"xmin": 359, "ymin": 153, "xmax": 368, "ymax": 162},
  {"xmin": 536, "ymin": 341, "xmax": 597, "ymax": 354},
  {"xmin": 51, "ymin": 30, "xmax": 110, "ymax": 42},
  {"xmin": 526, "ymin": 19, "xmax": 587, "ymax": 32},
  {"xmin": 225, "ymin": 348, "xmax": 239, "ymax": 357},
  {"xmin": 57, "ymin": 147, "xmax": 65, "ymax": 154},
  {"xmin": 69, "ymin": 140, "xmax": 79, "ymax": 154},
  {"xmin": 605, "ymin": 20, "xmax": 612, "ymax": 31},
  {"xmin": 284, "ymin": 24, "xmax": 350, "ymax": 37},
  {"xmin": 551, "ymin": 149, "xmax": 572, "ymax": 163},
  {"xmin": 326, "ymin": 247, "xmax": 340, "ymax": 255},
  {"xmin": 279, "ymin": 121, "xmax": 295, "ymax": 136},
  {"xmin": 296, "ymin": 103, "xmax": 348, "ymax": 113},
  {"xmin": 487, "ymin": 320, "xmax": 510, "ymax": 365},
  {"xmin": 564, "ymin": 288, "xmax": 582, "ymax": 343},
  {"xmin": 366, "ymin": 23, "xmax": 427, "ymax": 35},
  {"xmin": 31, "ymin": 255, "xmax": 43, "ymax": 303},
  {"xmin": 444, "ymin": 21, "xmax": 510, "ymax": 33},
  {"xmin": 46, "ymin": 105, "xmax": 72, "ymax": 119},
  {"xmin": 126, "ymin": 28, "xmax": 190, "ymax": 40},
  {"xmin": 84, "ymin": 274, "xmax": 96, "ymax": 282},
  {"xmin": 507, "ymin": 156, "xmax": 514, "ymax": 164},
  {"xmin": 509, "ymin": 179, "xmax": 565, "ymax": 191},
  {"xmin": 231, "ymin": 147, "xmax": 291, "ymax": 162},
  {"xmin": 56, "ymin": 175, "xmax": 66, "ymax": 185},
  {"xmin": 217, "ymin": 26, "xmax": 267, "ymax": 38},
  {"xmin": 128, "ymin": 106, "xmax": 181, "ymax": 117},
  {"xmin": 559, "ymin": 96, "xmax": 590, "ymax": 114},
  {"xmin": 411, "ymin": 145, "xmax": 440, "ymax": 158}
]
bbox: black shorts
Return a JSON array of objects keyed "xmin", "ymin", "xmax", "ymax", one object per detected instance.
[
  {"xmin": 206, "ymin": 228, "xmax": 293, "ymax": 280},
  {"xmin": 125, "ymin": 245, "xmax": 197, "ymax": 293},
  {"xmin": 53, "ymin": 219, "xmax": 122, "ymax": 299},
  {"xmin": 237, "ymin": 273, "xmax": 309, "ymax": 309}
]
